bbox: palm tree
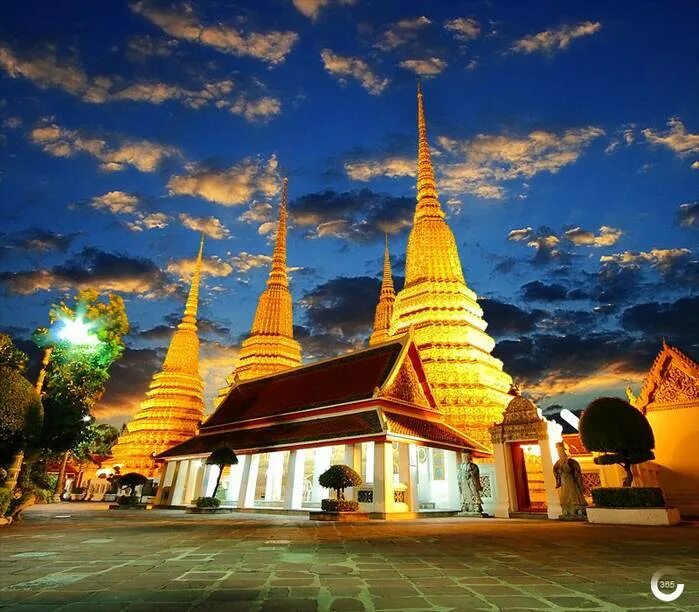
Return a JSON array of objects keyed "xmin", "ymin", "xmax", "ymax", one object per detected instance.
[{"xmin": 206, "ymin": 446, "xmax": 239, "ymax": 498}]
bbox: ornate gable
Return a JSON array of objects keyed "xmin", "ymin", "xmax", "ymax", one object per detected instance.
[
  {"xmin": 634, "ymin": 343, "xmax": 699, "ymax": 412},
  {"xmin": 382, "ymin": 352, "xmax": 430, "ymax": 408}
]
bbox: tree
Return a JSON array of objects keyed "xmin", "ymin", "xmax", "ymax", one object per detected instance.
[
  {"xmin": 119, "ymin": 472, "xmax": 147, "ymax": 498},
  {"xmin": 72, "ymin": 423, "xmax": 120, "ymax": 463},
  {"xmin": 0, "ymin": 334, "xmax": 28, "ymax": 373},
  {"xmin": 318, "ymin": 464, "xmax": 362, "ymax": 500},
  {"xmin": 206, "ymin": 447, "xmax": 238, "ymax": 498},
  {"xmin": 0, "ymin": 367, "xmax": 43, "ymax": 490},
  {"xmin": 34, "ymin": 290, "xmax": 128, "ymax": 495},
  {"xmin": 579, "ymin": 396, "xmax": 655, "ymax": 487}
]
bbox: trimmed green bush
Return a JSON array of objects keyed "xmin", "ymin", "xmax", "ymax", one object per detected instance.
[
  {"xmin": 195, "ymin": 496, "xmax": 221, "ymax": 508},
  {"xmin": 321, "ymin": 499, "xmax": 359, "ymax": 512},
  {"xmin": 116, "ymin": 495, "xmax": 139, "ymax": 506},
  {"xmin": 0, "ymin": 487, "xmax": 11, "ymax": 516},
  {"xmin": 579, "ymin": 397, "xmax": 655, "ymax": 487},
  {"xmin": 319, "ymin": 464, "xmax": 362, "ymax": 501},
  {"xmin": 119, "ymin": 472, "xmax": 148, "ymax": 497},
  {"xmin": 591, "ymin": 487, "xmax": 665, "ymax": 508}
]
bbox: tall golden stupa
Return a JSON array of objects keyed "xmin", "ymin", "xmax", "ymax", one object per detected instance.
[
  {"xmin": 109, "ymin": 237, "xmax": 206, "ymax": 477},
  {"xmin": 390, "ymin": 84, "xmax": 513, "ymax": 447},
  {"xmin": 369, "ymin": 237, "xmax": 395, "ymax": 346},
  {"xmin": 216, "ymin": 178, "xmax": 301, "ymax": 403}
]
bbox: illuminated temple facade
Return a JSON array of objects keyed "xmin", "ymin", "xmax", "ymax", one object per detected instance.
[{"xmin": 108, "ymin": 237, "xmax": 206, "ymax": 477}]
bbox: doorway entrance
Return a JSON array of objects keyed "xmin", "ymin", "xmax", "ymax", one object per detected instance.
[{"xmin": 510, "ymin": 442, "xmax": 547, "ymax": 513}]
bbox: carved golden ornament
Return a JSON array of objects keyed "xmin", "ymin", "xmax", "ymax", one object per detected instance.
[
  {"xmin": 383, "ymin": 358, "xmax": 429, "ymax": 407},
  {"xmin": 370, "ymin": 237, "xmax": 396, "ymax": 346},
  {"xmin": 652, "ymin": 365, "xmax": 699, "ymax": 404}
]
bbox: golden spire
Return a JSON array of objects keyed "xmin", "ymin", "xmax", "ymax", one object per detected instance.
[
  {"xmin": 416, "ymin": 81, "xmax": 445, "ymax": 222},
  {"xmin": 109, "ymin": 237, "xmax": 206, "ymax": 477},
  {"xmin": 369, "ymin": 235, "xmax": 396, "ymax": 346},
  {"xmin": 222, "ymin": 177, "xmax": 302, "ymax": 386},
  {"xmin": 391, "ymin": 84, "xmax": 513, "ymax": 448}
]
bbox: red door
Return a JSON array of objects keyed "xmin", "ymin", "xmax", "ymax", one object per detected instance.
[{"xmin": 510, "ymin": 443, "xmax": 531, "ymax": 512}]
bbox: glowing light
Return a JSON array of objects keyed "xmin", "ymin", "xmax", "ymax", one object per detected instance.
[
  {"xmin": 55, "ymin": 315, "xmax": 99, "ymax": 347},
  {"xmin": 560, "ymin": 409, "xmax": 580, "ymax": 431}
]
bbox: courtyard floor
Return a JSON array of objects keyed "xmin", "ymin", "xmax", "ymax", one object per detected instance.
[{"xmin": 0, "ymin": 504, "xmax": 696, "ymax": 611}]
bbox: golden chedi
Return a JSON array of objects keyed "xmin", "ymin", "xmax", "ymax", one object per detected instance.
[
  {"xmin": 217, "ymin": 178, "xmax": 301, "ymax": 403},
  {"xmin": 109, "ymin": 237, "xmax": 206, "ymax": 477},
  {"xmin": 390, "ymin": 84, "xmax": 513, "ymax": 448},
  {"xmin": 369, "ymin": 237, "xmax": 396, "ymax": 346}
]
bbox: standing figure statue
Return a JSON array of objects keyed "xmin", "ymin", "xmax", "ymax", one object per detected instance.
[
  {"xmin": 458, "ymin": 451, "xmax": 483, "ymax": 513},
  {"xmin": 553, "ymin": 443, "xmax": 587, "ymax": 519}
]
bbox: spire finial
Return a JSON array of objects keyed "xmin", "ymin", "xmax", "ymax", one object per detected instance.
[
  {"xmin": 416, "ymin": 83, "xmax": 444, "ymax": 221},
  {"xmin": 369, "ymin": 235, "xmax": 396, "ymax": 345},
  {"xmin": 181, "ymin": 235, "xmax": 204, "ymax": 325},
  {"xmin": 269, "ymin": 177, "xmax": 289, "ymax": 288}
]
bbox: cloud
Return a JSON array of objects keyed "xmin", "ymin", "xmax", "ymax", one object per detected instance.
[
  {"xmin": 228, "ymin": 95, "xmax": 281, "ymax": 122},
  {"xmin": 479, "ymin": 298, "xmax": 544, "ymax": 337},
  {"xmin": 320, "ymin": 49, "xmax": 389, "ymax": 95},
  {"xmin": 90, "ymin": 191, "xmax": 140, "ymax": 214},
  {"xmin": 621, "ymin": 295, "xmax": 699, "ymax": 340},
  {"xmin": 292, "ymin": 0, "xmax": 355, "ymax": 19},
  {"xmin": 507, "ymin": 227, "xmax": 533, "ymax": 242},
  {"xmin": 512, "ymin": 21, "xmax": 602, "ymax": 54},
  {"xmin": 0, "ymin": 248, "xmax": 172, "ymax": 296},
  {"xmin": 600, "ymin": 248, "xmax": 692, "ymax": 272},
  {"xmin": 230, "ymin": 252, "xmax": 272, "ymax": 274},
  {"xmin": 344, "ymin": 156, "xmax": 414, "ymax": 181},
  {"xmin": 399, "ymin": 57, "xmax": 447, "ymax": 77},
  {"xmin": 168, "ymin": 155, "xmax": 279, "ymax": 206},
  {"xmin": 563, "ymin": 225, "xmax": 622, "ymax": 247},
  {"xmin": 677, "ymin": 201, "xmax": 699, "ymax": 228},
  {"xmin": 642, "ymin": 118, "xmax": 699, "ymax": 157},
  {"xmin": 130, "ymin": 1, "xmax": 298, "ymax": 65},
  {"xmin": 125, "ymin": 34, "xmax": 179, "ymax": 62},
  {"xmin": 520, "ymin": 281, "xmax": 569, "ymax": 302},
  {"xmin": 290, "ymin": 189, "xmax": 414, "ymax": 242},
  {"xmin": 444, "ymin": 18, "xmax": 480, "ymax": 41},
  {"xmin": 125, "ymin": 212, "xmax": 170, "ymax": 232},
  {"xmin": 178, "ymin": 213, "xmax": 230, "ymax": 239},
  {"xmin": 29, "ymin": 122, "xmax": 179, "ymax": 172},
  {"xmin": 0, "ymin": 228, "xmax": 78, "ymax": 255},
  {"xmin": 375, "ymin": 16, "xmax": 432, "ymax": 52},
  {"xmin": 166, "ymin": 256, "xmax": 233, "ymax": 279}
]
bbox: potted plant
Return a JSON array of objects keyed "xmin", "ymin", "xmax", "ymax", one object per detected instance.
[
  {"xmin": 579, "ymin": 397, "xmax": 679, "ymax": 525},
  {"xmin": 310, "ymin": 464, "xmax": 367, "ymax": 521},
  {"xmin": 69, "ymin": 486, "xmax": 85, "ymax": 501},
  {"xmin": 187, "ymin": 446, "xmax": 238, "ymax": 513},
  {"xmin": 112, "ymin": 472, "xmax": 147, "ymax": 509}
]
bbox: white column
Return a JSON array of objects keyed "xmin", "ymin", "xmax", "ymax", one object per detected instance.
[
  {"xmin": 187, "ymin": 460, "xmax": 204, "ymax": 504},
  {"xmin": 265, "ymin": 451, "xmax": 284, "ymax": 502},
  {"xmin": 225, "ymin": 461, "xmax": 243, "ymax": 506},
  {"xmin": 364, "ymin": 442, "xmax": 375, "ymax": 484},
  {"xmin": 238, "ymin": 454, "xmax": 260, "ymax": 508},
  {"xmin": 343, "ymin": 444, "xmax": 361, "ymax": 501},
  {"xmin": 284, "ymin": 449, "xmax": 306, "ymax": 509},
  {"xmin": 540, "ymin": 436, "xmax": 563, "ymax": 520},
  {"xmin": 398, "ymin": 443, "xmax": 413, "ymax": 511},
  {"xmin": 373, "ymin": 441, "xmax": 394, "ymax": 514},
  {"xmin": 311, "ymin": 447, "xmax": 332, "ymax": 502},
  {"xmin": 445, "ymin": 450, "xmax": 461, "ymax": 510},
  {"xmin": 408, "ymin": 444, "xmax": 419, "ymax": 511},
  {"xmin": 492, "ymin": 442, "xmax": 511, "ymax": 518},
  {"xmin": 204, "ymin": 465, "xmax": 221, "ymax": 498},
  {"xmin": 171, "ymin": 460, "xmax": 190, "ymax": 506},
  {"xmin": 153, "ymin": 461, "xmax": 171, "ymax": 505}
]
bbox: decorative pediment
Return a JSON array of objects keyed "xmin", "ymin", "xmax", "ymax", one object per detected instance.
[
  {"xmin": 635, "ymin": 343, "xmax": 699, "ymax": 411},
  {"xmin": 382, "ymin": 353, "xmax": 430, "ymax": 408},
  {"xmin": 489, "ymin": 392, "xmax": 548, "ymax": 443}
]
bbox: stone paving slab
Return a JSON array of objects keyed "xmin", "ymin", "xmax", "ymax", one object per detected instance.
[{"xmin": 0, "ymin": 504, "xmax": 696, "ymax": 611}]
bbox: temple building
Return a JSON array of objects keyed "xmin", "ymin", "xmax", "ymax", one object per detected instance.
[
  {"xmin": 389, "ymin": 84, "xmax": 513, "ymax": 448},
  {"xmin": 368, "ymin": 238, "xmax": 395, "ymax": 346},
  {"xmin": 215, "ymin": 178, "xmax": 302, "ymax": 405},
  {"xmin": 108, "ymin": 237, "xmax": 206, "ymax": 477},
  {"xmin": 628, "ymin": 342, "xmax": 699, "ymax": 517}
]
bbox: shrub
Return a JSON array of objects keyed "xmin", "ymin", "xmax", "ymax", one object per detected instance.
[
  {"xmin": 195, "ymin": 496, "xmax": 221, "ymax": 508},
  {"xmin": 206, "ymin": 447, "xmax": 238, "ymax": 499},
  {"xmin": 0, "ymin": 487, "xmax": 11, "ymax": 516},
  {"xmin": 318, "ymin": 464, "xmax": 362, "ymax": 501},
  {"xmin": 0, "ymin": 366, "xmax": 43, "ymax": 457},
  {"xmin": 579, "ymin": 397, "xmax": 655, "ymax": 487},
  {"xmin": 119, "ymin": 472, "xmax": 148, "ymax": 497},
  {"xmin": 592, "ymin": 487, "xmax": 665, "ymax": 508},
  {"xmin": 117, "ymin": 495, "xmax": 139, "ymax": 506},
  {"xmin": 321, "ymin": 499, "xmax": 359, "ymax": 512}
]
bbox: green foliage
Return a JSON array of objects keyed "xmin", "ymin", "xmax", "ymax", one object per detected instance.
[
  {"xmin": 0, "ymin": 487, "xmax": 11, "ymax": 516},
  {"xmin": 119, "ymin": 472, "xmax": 147, "ymax": 496},
  {"xmin": 0, "ymin": 334, "xmax": 28, "ymax": 373},
  {"xmin": 71, "ymin": 423, "xmax": 120, "ymax": 463},
  {"xmin": 319, "ymin": 464, "xmax": 362, "ymax": 500},
  {"xmin": 195, "ymin": 496, "xmax": 221, "ymax": 508},
  {"xmin": 579, "ymin": 397, "xmax": 655, "ymax": 487},
  {"xmin": 321, "ymin": 499, "xmax": 359, "ymax": 512},
  {"xmin": 206, "ymin": 446, "xmax": 239, "ymax": 468},
  {"xmin": 35, "ymin": 291, "xmax": 129, "ymax": 455},
  {"xmin": 592, "ymin": 487, "xmax": 665, "ymax": 508},
  {"xmin": 0, "ymin": 366, "xmax": 43, "ymax": 462}
]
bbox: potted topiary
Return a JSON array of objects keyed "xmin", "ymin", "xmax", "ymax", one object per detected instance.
[
  {"xmin": 69, "ymin": 486, "xmax": 86, "ymax": 502},
  {"xmin": 310, "ymin": 464, "xmax": 368, "ymax": 521},
  {"xmin": 187, "ymin": 446, "xmax": 238, "ymax": 514},
  {"xmin": 579, "ymin": 397, "xmax": 679, "ymax": 525},
  {"xmin": 111, "ymin": 472, "xmax": 148, "ymax": 509}
]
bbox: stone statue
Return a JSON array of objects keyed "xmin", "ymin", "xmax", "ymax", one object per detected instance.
[
  {"xmin": 458, "ymin": 451, "xmax": 483, "ymax": 513},
  {"xmin": 553, "ymin": 443, "xmax": 587, "ymax": 519}
]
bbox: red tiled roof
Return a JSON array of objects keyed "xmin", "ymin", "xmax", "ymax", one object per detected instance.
[
  {"xmin": 204, "ymin": 341, "xmax": 403, "ymax": 428},
  {"xmin": 385, "ymin": 412, "xmax": 490, "ymax": 456},
  {"xmin": 159, "ymin": 410, "xmax": 384, "ymax": 458}
]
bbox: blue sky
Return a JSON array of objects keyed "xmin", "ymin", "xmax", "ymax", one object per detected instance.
[{"xmin": 0, "ymin": 0, "xmax": 697, "ymax": 425}]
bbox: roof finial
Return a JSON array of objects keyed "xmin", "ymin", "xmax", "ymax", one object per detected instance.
[
  {"xmin": 181, "ymin": 234, "xmax": 204, "ymax": 326},
  {"xmin": 269, "ymin": 177, "xmax": 289, "ymax": 288},
  {"xmin": 415, "ymin": 82, "xmax": 444, "ymax": 221}
]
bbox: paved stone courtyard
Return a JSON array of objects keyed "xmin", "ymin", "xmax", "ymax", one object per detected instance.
[{"xmin": 0, "ymin": 504, "xmax": 696, "ymax": 611}]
